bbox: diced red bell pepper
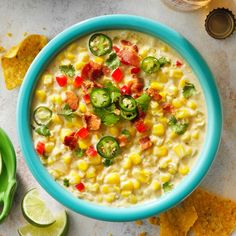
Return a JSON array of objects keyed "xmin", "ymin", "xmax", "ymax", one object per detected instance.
[
  {"xmin": 56, "ymin": 75, "xmax": 67, "ymax": 87},
  {"xmin": 131, "ymin": 67, "xmax": 140, "ymax": 74},
  {"xmin": 36, "ymin": 141, "xmax": 45, "ymax": 155},
  {"xmin": 73, "ymin": 76, "xmax": 83, "ymax": 88},
  {"xmin": 121, "ymin": 39, "xmax": 132, "ymax": 46},
  {"xmin": 112, "ymin": 67, "xmax": 124, "ymax": 83},
  {"xmin": 176, "ymin": 60, "xmax": 183, "ymax": 67},
  {"xmin": 135, "ymin": 120, "xmax": 147, "ymax": 133},
  {"xmin": 75, "ymin": 182, "xmax": 85, "ymax": 192},
  {"xmin": 121, "ymin": 85, "xmax": 131, "ymax": 95},
  {"xmin": 112, "ymin": 46, "xmax": 120, "ymax": 53},
  {"xmin": 86, "ymin": 145, "xmax": 97, "ymax": 157},
  {"xmin": 76, "ymin": 127, "xmax": 89, "ymax": 139},
  {"xmin": 83, "ymin": 94, "xmax": 90, "ymax": 104}
]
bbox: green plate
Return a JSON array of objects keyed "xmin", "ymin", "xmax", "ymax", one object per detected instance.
[{"xmin": 0, "ymin": 128, "xmax": 17, "ymax": 224}]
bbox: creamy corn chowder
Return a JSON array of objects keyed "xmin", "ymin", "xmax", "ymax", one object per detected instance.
[{"xmin": 31, "ymin": 30, "xmax": 206, "ymax": 206}]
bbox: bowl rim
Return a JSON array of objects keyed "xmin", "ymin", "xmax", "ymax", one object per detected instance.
[{"xmin": 17, "ymin": 14, "xmax": 222, "ymax": 222}]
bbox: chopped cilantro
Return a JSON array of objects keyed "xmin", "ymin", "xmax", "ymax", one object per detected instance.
[
  {"xmin": 158, "ymin": 56, "xmax": 171, "ymax": 67},
  {"xmin": 63, "ymin": 178, "xmax": 70, "ymax": 187},
  {"xmin": 136, "ymin": 94, "xmax": 151, "ymax": 112},
  {"xmin": 74, "ymin": 148, "xmax": 85, "ymax": 158},
  {"xmin": 183, "ymin": 82, "xmax": 196, "ymax": 98},
  {"xmin": 103, "ymin": 158, "xmax": 113, "ymax": 167},
  {"xmin": 104, "ymin": 81, "xmax": 121, "ymax": 103},
  {"xmin": 35, "ymin": 126, "xmax": 51, "ymax": 137},
  {"xmin": 105, "ymin": 52, "xmax": 120, "ymax": 70},
  {"xmin": 168, "ymin": 116, "xmax": 188, "ymax": 135},
  {"xmin": 163, "ymin": 182, "xmax": 173, "ymax": 192},
  {"xmin": 58, "ymin": 104, "xmax": 75, "ymax": 121},
  {"xmin": 59, "ymin": 64, "xmax": 75, "ymax": 77},
  {"xmin": 121, "ymin": 129, "xmax": 131, "ymax": 139}
]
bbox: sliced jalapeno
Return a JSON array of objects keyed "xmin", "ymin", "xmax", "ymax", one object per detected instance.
[
  {"xmin": 90, "ymin": 88, "xmax": 111, "ymax": 108},
  {"xmin": 97, "ymin": 136, "xmax": 120, "ymax": 159},
  {"xmin": 121, "ymin": 110, "xmax": 137, "ymax": 120},
  {"xmin": 141, "ymin": 56, "xmax": 160, "ymax": 74},
  {"xmin": 33, "ymin": 106, "xmax": 52, "ymax": 126},
  {"xmin": 119, "ymin": 95, "xmax": 137, "ymax": 112},
  {"xmin": 89, "ymin": 33, "xmax": 112, "ymax": 56}
]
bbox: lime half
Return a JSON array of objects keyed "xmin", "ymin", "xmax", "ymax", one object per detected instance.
[
  {"xmin": 18, "ymin": 210, "xmax": 68, "ymax": 236},
  {"xmin": 22, "ymin": 189, "xmax": 55, "ymax": 227}
]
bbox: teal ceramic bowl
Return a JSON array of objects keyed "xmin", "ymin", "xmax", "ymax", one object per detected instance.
[{"xmin": 17, "ymin": 15, "xmax": 222, "ymax": 221}]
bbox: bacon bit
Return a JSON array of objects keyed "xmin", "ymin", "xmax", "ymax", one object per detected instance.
[
  {"xmin": 128, "ymin": 75, "xmax": 144, "ymax": 95},
  {"xmin": 131, "ymin": 67, "xmax": 140, "ymax": 74},
  {"xmin": 65, "ymin": 91, "xmax": 79, "ymax": 111},
  {"xmin": 118, "ymin": 47, "xmax": 140, "ymax": 67},
  {"xmin": 139, "ymin": 136, "xmax": 153, "ymax": 151},
  {"xmin": 83, "ymin": 94, "xmax": 90, "ymax": 104},
  {"xmin": 81, "ymin": 61, "xmax": 103, "ymax": 80},
  {"xmin": 86, "ymin": 145, "xmax": 97, "ymax": 157},
  {"xmin": 63, "ymin": 132, "xmax": 78, "ymax": 150},
  {"xmin": 135, "ymin": 120, "xmax": 147, "ymax": 133},
  {"xmin": 117, "ymin": 134, "xmax": 129, "ymax": 147},
  {"xmin": 112, "ymin": 45, "xmax": 120, "ymax": 53},
  {"xmin": 83, "ymin": 113, "xmax": 101, "ymax": 131},
  {"xmin": 176, "ymin": 60, "xmax": 182, "ymax": 67},
  {"xmin": 162, "ymin": 103, "xmax": 174, "ymax": 113},
  {"xmin": 75, "ymin": 182, "xmax": 85, "ymax": 192},
  {"xmin": 102, "ymin": 65, "xmax": 110, "ymax": 76},
  {"xmin": 146, "ymin": 88, "xmax": 162, "ymax": 101},
  {"xmin": 36, "ymin": 142, "xmax": 45, "ymax": 155},
  {"xmin": 121, "ymin": 39, "xmax": 132, "ymax": 46}
]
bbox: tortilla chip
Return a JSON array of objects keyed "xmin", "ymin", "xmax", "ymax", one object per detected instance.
[
  {"xmin": 1, "ymin": 34, "xmax": 47, "ymax": 90},
  {"xmin": 183, "ymin": 188, "xmax": 236, "ymax": 236},
  {"xmin": 160, "ymin": 204, "xmax": 198, "ymax": 236}
]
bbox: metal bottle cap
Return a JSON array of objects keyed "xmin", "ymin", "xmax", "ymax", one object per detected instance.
[{"xmin": 205, "ymin": 8, "xmax": 236, "ymax": 39}]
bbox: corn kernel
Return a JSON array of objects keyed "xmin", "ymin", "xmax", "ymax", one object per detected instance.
[
  {"xmin": 173, "ymin": 144, "xmax": 186, "ymax": 158},
  {"xmin": 36, "ymin": 90, "xmax": 46, "ymax": 102},
  {"xmin": 47, "ymin": 157, "xmax": 56, "ymax": 165},
  {"xmin": 158, "ymin": 72, "xmax": 168, "ymax": 83},
  {"xmin": 169, "ymin": 85, "xmax": 178, "ymax": 96},
  {"xmin": 45, "ymin": 142, "xmax": 55, "ymax": 153},
  {"xmin": 159, "ymin": 91, "xmax": 166, "ymax": 100},
  {"xmin": 73, "ymin": 118, "xmax": 83, "ymax": 129},
  {"xmin": 75, "ymin": 61, "xmax": 85, "ymax": 70},
  {"xmin": 70, "ymin": 170, "xmax": 81, "ymax": 184},
  {"xmin": 187, "ymin": 100, "xmax": 197, "ymax": 110},
  {"xmin": 88, "ymin": 183, "xmax": 99, "ymax": 192},
  {"xmin": 129, "ymin": 195, "xmax": 137, "ymax": 204},
  {"xmin": 77, "ymin": 160, "xmax": 89, "ymax": 171},
  {"xmin": 172, "ymin": 98, "xmax": 183, "ymax": 108},
  {"xmin": 132, "ymin": 179, "xmax": 140, "ymax": 189},
  {"xmin": 78, "ymin": 139, "xmax": 90, "ymax": 149},
  {"xmin": 109, "ymin": 127, "xmax": 119, "ymax": 136},
  {"xmin": 79, "ymin": 102, "xmax": 87, "ymax": 113},
  {"xmin": 144, "ymin": 120, "xmax": 153, "ymax": 129},
  {"xmin": 180, "ymin": 97, "xmax": 187, "ymax": 104},
  {"xmin": 168, "ymin": 165, "xmax": 177, "ymax": 175},
  {"xmin": 114, "ymin": 186, "xmax": 121, "ymax": 193},
  {"xmin": 179, "ymin": 165, "xmax": 189, "ymax": 175},
  {"xmin": 121, "ymin": 180, "xmax": 134, "ymax": 191},
  {"xmin": 121, "ymin": 190, "xmax": 132, "ymax": 198},
  {"xmin": 158, "ymin": 117, "xmax": 168, "ymax": 124},
  {"xmin": 129, "ymin": 153, "xmax": 142, "ymax": 165},
  {"xmin": 60, "ymin": 128, "xmax": 71, "ymax": 141},
  {"xmin": 179, "ymin": 78, "xmax": 187, "ymax": 88},
  {"xmin": 81, "ymin": 53, "xmax": 90, "ymax": 63},
  {"xmin": 63, "ymin": 155, "xmax": 72, "ymax": 165},
  {"xmin": 105, "ymin": 193, "xmax": 116, "ymax": 203},
  {"xmin": 49, "ymin": 136, "xmax": 56, "ymax": 142},
  {"xmin": 161, "ymin": 45, "xmax": 169, "ymax": 52},
  {"xmin": 123, "ymin": 158, "xmax": 132, "ymax": 169},
  {"xmin": 151, "ymin": 101, "xmax": 159, "ymax": 109},
  {"xmin": 86, "ymin": 167, "xmax": 96, "ymax": 178},
  {"xmin": 65, "ymin": 52, "xmax": 75, "ymax": 61},
  {"xmin": 150, "ymin": 82, "xmax": 164, "ymax": 90},
  {"xmin": 52, "ymin": 114, "xmax": 63, "ymax": 125},
  {"xmin": 152, "ymin": 181, "xmax": 161, "ymax": 191},
  {"xmin": 159, "ymin": 158, "xmax": 171, "ymax": 169},
  {"xmin": 160, "ymin": 174, "xmax": 171, "ymax": 183},
  {"xmin": 154, "ymin": 146, "xmax": 168, "ymax": 157},
  {"xmin": 105, "ymin": 173, "xmax": 120, "ymax": 185},
  {"xmin": 169, "ymin": 69, "xmax": 183, "ymax": 79},
  {"xmin": 176, "ymin": 109, "xmax": 190, "ymax": 119},
  {"xmin": 65, "ymin": 121, "xmax": 74, "ymax": 128},
  {"xmin": 67, "ymin": 43, "xmax": 77, "ymax": 52},
  {"xmin": 54, "ymin": 95, "xmax": 62, "ymax": 105},
  {"xmin": 170, "ymin": 131, "xmax": 178, "ymax": 139},
  {"xmin": 152, "ymin": 123, "xmax": 165, "ymax": 136},
  {"xmin": 139, "ymin": 49, "xmax": 148, "ymax": 59},
  {"xmin": 101, "ymin": 185, "xmax": 109, "ymax": 194},
  {"xmin": 136, "ymin": 170, "xmax": 151, "ymax": 184},
  {"xmin": 192, "ymin": 130, "xmax": 199, "ymax": 139},
  {"xmin": 43, "ymin": 74, "xmax": 53, "ymax": 85},
  {"xmin": 181, "ymin": 132, "xmax": 191, "ymax": 142},
  {"xmin": 94, "ymin": 57, "xmax": 104, "ymax": 64},
  {"xmin": 89, "ymin": 156, "xmax": 102, "ymax": 165}
]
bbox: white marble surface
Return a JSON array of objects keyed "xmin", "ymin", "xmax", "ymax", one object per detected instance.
[{"xmin": 0, "ymin": 0, "xmax": 236, "ymax": 235}]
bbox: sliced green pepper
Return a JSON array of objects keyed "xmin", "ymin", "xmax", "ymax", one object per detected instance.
[
  {"xmin": 97, "ymin": 136, "xmax": 120, "ymax": 159},
  {"xmin": 33, "ymin": 106, "xmax": 52, "ymax": 126},
  {"xmin": 136, "ymin": 94, "xmax": 151, "ymax": 112},
  {"xmin": 119, "ymin": 95, "xmax": 137, "ymax": 112},
  {"xmin": 121, "ymin": 110, "xmax": 137, "ymax": 120},
  {"xmin": 90, "ymin": 88, "xmax": 111, "ymax": 108},
  {"xmin": 141, "ymin": 56, "xmax": 160, "ymax": 74},
  {"xmin": 89, "ymin": 33, "xmax": 112, "ymax": 56}
]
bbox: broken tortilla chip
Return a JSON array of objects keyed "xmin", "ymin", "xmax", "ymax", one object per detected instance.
[
  {"xmin": 160, "ymin": 204, "xmax": 198, "ymax": 236},
  {"xmin": 1, "ymin": 34, "xmax": 47, "ymax": 90},
  {"xmin": 183, "ymin": 188, "xmax": 236, "ymax": 236}
]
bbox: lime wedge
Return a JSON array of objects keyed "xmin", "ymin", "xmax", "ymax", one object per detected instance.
[
  {"xmin": 22, "ymin": 188, "xmax": 55, "ymax": 227},
  {"xmin": 0, "ymin": 153, "xmax": 2, "ymax": 175},
  {"xmin": 18, "ymin": 210, "xmax": 68, "ymax": 236}
]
